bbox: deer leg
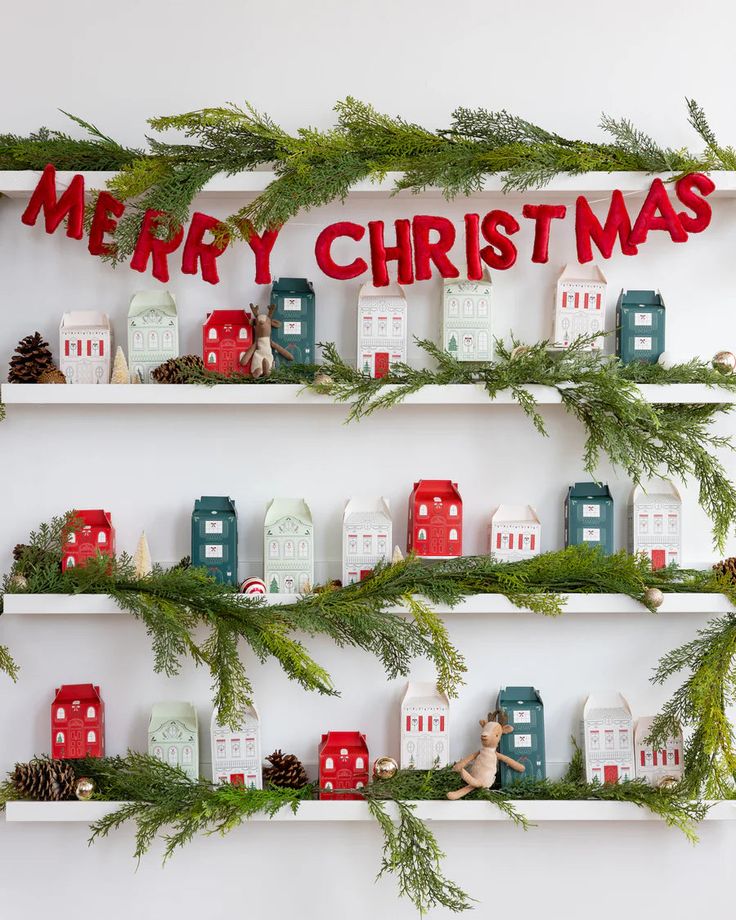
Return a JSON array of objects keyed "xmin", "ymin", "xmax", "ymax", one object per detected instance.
[
  {"xmin": 446, "ymin": 784, "xmax": 475, "ymax": 801},
  {"xmin": 459, "ymin": 767, "xmax": 485, "ymax": 788},
  {"xmin": 452, "ymin": 752, "xmax": 479, "ymax": 774},
  {"xmin": 497, "ymin": 753, "xmax": 526, "ymax": 773}
]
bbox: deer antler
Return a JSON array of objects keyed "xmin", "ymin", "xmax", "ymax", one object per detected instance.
[
  {"xmin": 249, "ymin": 303, "xmax": 260, "ymax": 319},
  {"xmin": 267, "ymin": 303, "xmax": 277, "ymax": 318}
]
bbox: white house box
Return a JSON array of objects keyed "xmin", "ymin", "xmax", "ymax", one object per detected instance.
[
  {"xmin": 441, "ymin": 272, "xmax": 493, "ymax": 362},
  {"xmin": 59, "ymin": 311, "xmax": 113, "ymax": 383},
  {"xmin": 629, "ymin": 479, "xmax": 682, "ymax": 570},
  {"xmin": 264, "ymin": 498, "xmax": 314, "ymax": 593},
  {"xmin": 634, "ymin": 716, "xmax": 684, "ymax": 787},
  {"xmin": 553, "ymin": 263, "xmax": 607, "ymax": 350},
  {"xmin": 489, "ymin": 505, "xmax": 541, "ymax": 562},
  {"xmin": 342, "ymin": 497, "xmax": 392, "ymax": 585},
  {"xmin": 400, "ymin": 681, "xmax": 450, "ymax": 770},
  {"xmin": 148, "ymin": 701, "xmax": 199, "ymax": 780},
  {"xmin": 211, "ymin": 705, "xmax": 262, "ymax": 788},
  {"xmin": 357, "ymin": 282, "xmax": 407, "ymax": 378},
  {"xmin": 581, "ymin": 692, "xmax": 634, "ymax": 784},
  {"xmin": 128, "ymin": 290, "xmax": 178, "ymax": 382}
]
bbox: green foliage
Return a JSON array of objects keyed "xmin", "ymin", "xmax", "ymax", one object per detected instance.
[{"xmin": 156, "ymin": 359, "xmax": 319, "ymax": 386}]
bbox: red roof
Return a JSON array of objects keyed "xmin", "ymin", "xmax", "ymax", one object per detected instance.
[
  {"xmin": 54, "ymin": 683, "xmax": 102, "ymax": 703},
  {"xmin": 72, "ymin": 510, "xmax": 113, "ymax": 529},
  {"xmin": 204, "ymin": 310, "xmax": 250, "ymax": 328},
  {"xmin": 411, "ymin": 480, "xmax": 461, "ymax": 502},
  {"xmin": 319, "ymin": 731, "xmax": 368, "ymax": 755}
]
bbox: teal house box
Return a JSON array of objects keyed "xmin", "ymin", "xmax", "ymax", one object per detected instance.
[
  {"xmin": 496, "ymin": 687, "xmax": 545, "ymax": 785},
  {"xmin": 565, "ymin": 482, "xmax": 614, "ymax": 555},
  {"xmin": 191, "ymin": 496, "xmax": 238, "ymax": 585},
  {"xmin": 270, "ymin": 278, "xmax": 315, "ymax": 366},
  {"xmin": 616, "ymin": 289, "xmax": 665, "ymax": 364}
]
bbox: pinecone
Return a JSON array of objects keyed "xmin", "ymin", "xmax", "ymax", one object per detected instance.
[
  {"xmin": 12, "ymin": 543, "xmax": 29, "ymax": 563},
  {"xmin": 713, "ymin": 557, "xmax": 736, "ymax": 583},
  {"xmin": 151, "ymin": 355, "xmax": 204, "ymax": 384},
  {"xmin": 10, "ymin": 759, "xmax": 77, "ymax": 801},
  {"xmin": 8, "ymin": 332, "xmax": 54, "ymax": 383},
  {"xmin": 37, "ymin": 365, "xmax": 67, "ymax": 384},
  {"xmin": 263, "ymin": 750, "xmax": 309, "ymax": 789}
]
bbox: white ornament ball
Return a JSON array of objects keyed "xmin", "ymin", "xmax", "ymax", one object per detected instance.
[
  {"xmin": 239, "ymin": 577, "xmax": 267, "ymax": 596},
  {"xmin": 657, "ymin": 351, "xmax": 681, "ymax": 370}
]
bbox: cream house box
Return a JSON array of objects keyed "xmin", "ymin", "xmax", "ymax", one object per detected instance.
[
  {"xmin": 629, "ymin": 479, "xmax": 681, "ymax": 570},
  {"xmin": 59, "ymin": 311, "xmax": 113, "ymax": 383},
  {"xmin": 357, "ymin": 282, "xmax": 407, "ymax": 378},
  {"xmin": 442, "ymin": 272, "xmax": 493, "ymax": 362},
  {"xmin": 489, "ymin": 504, "xmax": 541, "ymax": 562},
  {"xmin": 342, "ymin": 497, "xmax": 392, "ymax": 585},
  {"xmin": 634, "ymin": 716, "xmax": 684, "ymax": 787},
  {"xmin": 553, "ymin": 263, "xmax": 607, "ymax": 350},
  {"xmin": 211, "ymin": 705, "xmax": 262, "ymax": 788},
  {"xmin": 581, "ymin": 691, "xmax": 634, "ymax": 784},
  {"xmin": 148, "ymin": 701, "xmax": 199, "ymax": 780},
  {"xmin": 128, "ymin": 290, "xmax": 178, "ymax": 382},
  {"xmin": 400, "ymin": 681, "xmax": 450, "ymax": 770},
  {"xmin": 264, "ymin": 498, "xmax": 314, "ymax": 593}
]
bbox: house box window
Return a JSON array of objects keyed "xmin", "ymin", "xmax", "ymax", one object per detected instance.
[
  {"xmin": 325, "ymin": 757, "xmax": 334, "ymax": 770},
  {"xmin": 56, "ymin": 707, "xmax": 65, "ymax": 720},
  {"xmin": 86, "ymin": 706, "xmax": 95, "ymax": 718},
  {"xmin": 87, "ymin": 730, "xmax": 96, "ymax": 743},
  {"xmin": 56, "ymin": 732, "xmax": 64, "ymax": 744},
  {"xmin": 208, "ymin": 328, "xmax": 217, "ymax": 340},
  {"xmin": 419, "ymin": 504, "xmax": 428, "ymax": 517},
  {"xmin": 449, "ymin": 505, "xmax": 458, "ymax": 517}
]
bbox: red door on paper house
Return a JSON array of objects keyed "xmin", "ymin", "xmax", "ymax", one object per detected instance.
[
  {"xmin": 69, "ymin": 721, "xmax": 83, "ymax": 757},
  {"xmin": 429, "ymin": 518, "xmax": 447, "ymax": 556},
  {"xmin": 374, "ymin": 353, "xmax": 389, "ymax": 377},
  {"xmin": 360, "ymin": 569, "xmax": 372, "ymax": 580},
  {"xmin": 336, "ymin": 768, "xmax": 352, "ymax": 789},
  {"xmin": 651, "ymin": 549, "xmax": 666, "ymax": 570},
  {"xmin": 603, "ymin": 765, "xmax": 619, "ymax": 783},
  {"xmin": 220, "ymin": 339, "xmax": 236, "ymax": 374}
]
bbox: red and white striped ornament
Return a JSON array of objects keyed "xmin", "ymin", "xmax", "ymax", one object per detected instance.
[{"xmin": 239, "ymin": 576, "xmax": 267, "ymax": 596}]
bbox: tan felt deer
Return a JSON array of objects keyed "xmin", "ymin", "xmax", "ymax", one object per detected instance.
[
  {"xmin": 446, "ymin": 716, "xmax": 526, "ymax": 800},
  {"xmin": 240, "ymin": 303, "xmax": 294, "ymax": 378}
]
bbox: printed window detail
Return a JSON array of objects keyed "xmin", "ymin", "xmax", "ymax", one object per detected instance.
[
  {"xmin": 56, "ymin": 707, "xmax": 65, "ymax": 720},
  {"xmin": 67, "ymin": 532, "xmax": 76, "ymax": 544},
  {"xmin": 56, "ymin": 732, "xmax": 64, "ymax": 744},
  {"xmin": 417, "ymin": 528, "xmax": 427, "ymax": 541},
  {"xmin": 86, "ymin": 706, "xmax": 95, "ymax": 719},
  {"xmin": 148, "ymin": 331, "xmax": 158, "ymax": 349},
  {"xmin": 208, "ymin": 352, "xmax": 216, "ymax": 364},
  {"xmin": 66, "ymin": 557, "xmax": 75, "ymax": 567},
  {"xmin": 238, "ymin": 328, "xmax": 248, "ymax": 339},
  {"xmin": 449, "ymin": 529, "xmax": 458, "ymax": 541},
  {"xmin": 325, "ymin": 758, "xmax": 334, "ymax": 771},
  {"xmin": 298, "ymin": 540, "xmax": 308, "ymax": 559},
  {"xmin": 168, "ymin": 746, "xmax": 178, "ymax": 766},
  {"xmin": 208, "ymin": 328, "xmax": 217, "ymax": 341},
  {"xmin": 133, "ymin": 331, "xmax": 144, "ymax": 351},
  {"xmin": 355, "ymin": 757, "xmax": 365, "ymax": 770},
  {"xmin": 87, "ymin": 730, "xmax": 96, "ymax": 743},
  {"xmin": 449, "ymin": 505, "xmax": 458, "ymax": 517},
  {"xmin": 153, "ymin": 746, "xmax": 163, "ymax": 760},
  {"xmin": 324, "ymin": 781, "xmax": 333, "ymax": 790},
  {"xmin": 182, "ymin": 746, "xmax": 193, "ymax": 765},
  {"xmin": 98, "ymin": 531, "xmax": 106, "ymax": 543},
  {"xmin": 418, "ymin": 504, "xmax": 428, "ymax": 517}
]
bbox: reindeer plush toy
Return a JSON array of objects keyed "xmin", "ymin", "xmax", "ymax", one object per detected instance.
[
  {"xmin": 239, "ymin": 303, "xmax": 294, "ymax": 378},
  {"xmin": 446, "ymin": 715, "xmax": 526, "ymax": 800}
]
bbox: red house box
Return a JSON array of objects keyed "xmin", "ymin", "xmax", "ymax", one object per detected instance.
[
  {"xmin": 51, "ymin": 683, "xmax": 105, "ymax": 758},
  {"xmin": 202, "ymin": 310, "xmax": 253, "ymax": 376},
  {"xmin": 62, "ymin": 510, "xmax": 115, "ymax": 572},
  {"xmin": 318, "ymin": 731, "xmax": 369, "ymax": 800},
  {"xmin": 407, "ymin": 480, "xmax": 462, "ymax": 558}
]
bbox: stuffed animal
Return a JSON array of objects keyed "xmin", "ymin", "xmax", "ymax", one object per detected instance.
[
  {"xmin": 446, "ymin": 716, "xmax": 526, "ymax": 800},
  {"xmin": 240, "ymin": 303, "xmax": 294, "ymax": 378}
]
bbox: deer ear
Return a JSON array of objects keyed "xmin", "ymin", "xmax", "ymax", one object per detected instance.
[
  {"xmin": 502, "ymin": 725, "xmax": 514, "ymax": 734},
  {"xmin": 479, "ymin": 719, "xmax": 487, "ymax": 728}
]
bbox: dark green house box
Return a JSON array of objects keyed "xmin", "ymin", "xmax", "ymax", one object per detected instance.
[
  {"xmin": 616, "ymin": 289, "xmax": 665, "ymax": 364},
  {"xmin": 565, "ymin": 482, "xmax": 614, "ymax": 555},
  {"xmin": 496, "ymin": 686, "xmax": 545, "ymax": 785},
  {"xmin": 270, "ymin": 277, "xmax": 315, "ymax": 366},
  {"xmin": 191, "ymin": 496, "xmax": 238, "ymax": 586}
]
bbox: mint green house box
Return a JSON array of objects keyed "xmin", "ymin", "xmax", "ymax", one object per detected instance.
[
  {"xmin": 564, "ymin": 482, "xmax": 614, "ymax": 555},
  {"xmin": 496, "ymin": 686, "xmax": 545, "ymax": 785},
  {"xmin": 270, "ymin": 278, "xmax": 315, "ymax": 366},
  {"xmin": 616, "ymin": 289, "xmax": 665, "ymax": 364},
  {"xmin": 191, "ymin": 496, "xmax": 238, "ymax": 585}
]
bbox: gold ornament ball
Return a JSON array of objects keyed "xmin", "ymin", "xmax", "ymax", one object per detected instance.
[
  {"xmin": 372, "ymin": 756, "xmax": 399, "ymax": 781},
  {"xmin": 510, "ymin": 345, "xmax": 531, "ymax": 360},
  {"xmin": 313, "ymin": 372, "xmax": 333, "ymax": 387},
  {"xmin": 658, "ymin": 775, "xmax": 680, "ymax": 790},
  {"xmin": 74, "ymin": 777, "xmax": 96, "ymax": 801},
  {"xmin": 643, "ymin": 587, "xmax": 664, "ymax": 609},
  {"xmin": 712, "ymin": 351, "xmax": 736, "ymax": 375}
]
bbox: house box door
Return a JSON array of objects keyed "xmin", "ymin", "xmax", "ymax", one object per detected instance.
[
  {"xmin": 336, "ymin": 768, "xmax": 352, "ymax": 789},
  {"xmin": 603, "ymin": 764, "xmax": 619, "ymax": 783},
  {"xmin": 69, "ymin": 723, "xmax": 83, "ymax": 757},
  {"xmin": 651, "ymin": 549, "xmax": 666, "ymax": 570},
  {"xmin": 374, "ymin": 352, "xmax": 390, "ymax": 377},
  {"xmin": 359, "ymin": 569, "xmax": 372, "ymax": 580},
  {"xmin": 221, "ymin": 344, "xmax": 235, "ymax": 373},
  {"xmin": 429, "ymin": 520, "xmax": 447, "ymax": 556}
]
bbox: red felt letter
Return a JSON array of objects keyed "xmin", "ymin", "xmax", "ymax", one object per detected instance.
[
  {"xmin": 181, "ymin": 211, "xmax": 230, "ymax": 285},
  {"xmin": 575, "ymin": 191, "xmax": 638, "ymax": 262},
  {"xmin": 88, "ymin": 191, "xmax": 125, "ymax": 257},
  {"xmin": 314, "ymin": 221, "xmax": 368, "ymax": 280},
  {"xmin": 21, "ymin": 164, "xmax": 85, "ymax": 240},
  {"xmin": 522, "ymin": 204, "xmax": 566, "ymax": 264},
  {"xmin": 480, "ymin": 209, "xmax": 519, "ymax": 270},
  {"xmin": 464, "ymin": 214, "xmax": 483, "ymax": 280},
  {"xmin": 412, "ymin": 215, "xmax": 458, "ymax": 281},
  {"xmin": 675, "ymin": 172, "xmax": 715, "ymax": 234},
  {"xmin": 130, "ymin": 210, "xmax": 184, "ymax": 283},
  {"xmin": 629, "ymin": 178, "xmax": 688, "ymax": 246},
  {"xmin": 240, "ymin": 221, "xmax": 280, "ymax": 284},
  {"xmin": 368, "ymin": 219, "xmax": 414, "ymax": 286}
]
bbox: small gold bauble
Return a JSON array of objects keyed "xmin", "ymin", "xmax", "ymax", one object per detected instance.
[
  {"xmin": 372, "ymin": 756, "xmax": 399, "ymax": 781},
  {"xmin": 74, "ymin": 777, "xmax": 96, "ymax": 801},
  {"xmin": 643, "ymin": 587, "xmax": 664, "ymax": 609},
  {"xmin": 712, "ymin": 351, "xmax": 736, "ymax": 375},
  {"xmin": 510, "ymin": 345, "xmax": 531, "ymax": 360},
  {"xmin": 8, "ymin": 573, "xmax": 27, "ymax": 589},
  {"xmin": 658, "ymin": 775, "xmax": 680, "ymax": 790},
  {"xmin": 313, "ymin": 372, "xmax": 333, "ymax": 387}
]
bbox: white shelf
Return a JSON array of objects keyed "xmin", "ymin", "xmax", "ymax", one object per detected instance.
[
  {"xmin": 2, "ymin": 383, "xmax": 733, "ymax": 407},
  {"xmin": 5, "ymin": 798, "xmax": 735, "ymax": 823},
  {"xmin": 3, "ymin": 592, "xmax": 733, "ymax": 616}
]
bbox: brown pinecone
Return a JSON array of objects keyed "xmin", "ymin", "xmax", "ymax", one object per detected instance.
[
  {"xmin": 37, "ymin": 365, "xmax": 67, "ymax": 384},
  {"xmin": 8, "ymin": 332, "xmax": 54, "ymax": 383},
  {"xmin": 151, "ymin": 355, "xmax": 204, "ymax": 384},
  {"xmin": 713, "ymin": 557, "xmax": 736, "ymax": 583},
  {"xmin": 263, "ymin": 750, "xmax": 309, "ymax": 789},
  {"xmin": 11, "ymin": 759, "xmax": 77, "ymax": 801},
  {"xmin": 12, "ymin": 543, "xmax": 29, "ymax": 563}
]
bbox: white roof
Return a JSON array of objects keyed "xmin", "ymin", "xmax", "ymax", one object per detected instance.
[
  {"xmin": 358, "ymin": 282, "xmax": 406, "ymax": 304},
  {"xmin": 264, "ymin": 498, "xmax": 312, "ymax": 526},
  {"xmin": 558, "ymin": 262, "xmax": 607, "ymax": 285},
  {"xmin": 60, "ymin": 311, "xmax": 111, "ymax": 330},
  {"xmin": 402, "ymin": 680, "xmax": 450, "ymax": 708},
  {"xmin": 129, "ymin": 291, "xmax": 177, "ymax": 318},
  {"xmin": 344, "ymin": 497, "xmax": 391, "ymax": 525},
  {"xmin": 631, "ymin": 479, "xmax": 682, "ymax": 505},
  {"xmin": 492, "ymin": 504, "xmax": 540, "ymax": 525},
  {"xmin": 149, "ymin": 701, "xmax": 197, "ymax": 733},
  {"xmin": 211, "ymin": 703, "xmax": 259, "ymax": 732},
  {"xmin": 583, "ymin": 692, "xmax": 632, "ymax": 721},
  {"xmin": 443, "ymin": 268, "xmax": 492, "ymax": 291}
]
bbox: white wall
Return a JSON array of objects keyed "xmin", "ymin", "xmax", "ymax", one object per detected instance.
[{"xmin": 1, "ymin": 1, "xmax": 734, "ymax": 917}]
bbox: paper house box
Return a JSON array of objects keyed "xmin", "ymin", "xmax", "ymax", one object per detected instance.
[
  {"xmin": 202, "ymin": 309, "xmax": 253, "ymax": 376},
  {"xmin": 270, "ymin": 278, "xmax": 315, "ymax": 366},
  {"xmin": 61, "ymin": 509, "xmax": 115, "ymax": 572},
  {"xmin": 191, "ymin": 497, "xmax": 238, "ymax": 585},
  {"xmin": 128, "ymin": 290, "xmax": 178, "ymax": 383},
  {"xmin": 581, "ymin": 692, "xmax": 635, "ymax": 784},
  {"xmin": 357, "ymin": 282, "xmax": 407, "ymax": 378},
  {"xmin": 264, "ymin": 498, "xmax": 313, "ymax": 593},
  {"xmin": 211, "ymin": 705, "xmax": 262, "ymax": 789},
  {"xmin": 634, "ymin": 716, "xmax": 684, "ymax": 787},
  {"xmin": 629, "ymin": 479, "xmax": 681, "ymax": 570},
  {"xmin": 495, "ymin": 687, "xmax": 545, "ymax": 785},
  {"xmin": 407, "ymin": 480, "xmax": 462, "ymax": 558},
  {"xmin": 59, "ymin": 311, "xmax": 113, "ymax": 384},
  {"xmin": 553, "ymin": 263, "xmax": 606, "ymax": 350},
  {"xmin": 489, "ymin": 505, "xmax": 541, "ymax": 562},
  {"xmin": 51, "ymin": 683, "xmax": 104, "ymax": 759},
  {"xmin": 149, "ymin": 701, "xmax": 199, "ymax": 780},
  {"xmin": 400, "ymin": 681, "xmax": 449, "ymax": 770},
  {"xmin": 564, "ymin": 482, "xmax": 614, "ymax": 555},
  {"xmin": 616, "ymin": 289, "xmax": 666, "ymax": 364},
  {"xmin": 319, "ymin": 731, "xmax": 369, "ymax": 800},
  {"xmin": 342, "ymin": 497, "xmax": 392, "ymax": 585},
  {"xmin": 442, "ymin": 273, "xmax": 493, "ymax": 362}
]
